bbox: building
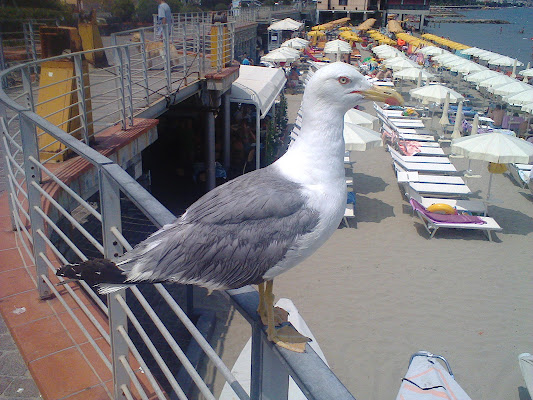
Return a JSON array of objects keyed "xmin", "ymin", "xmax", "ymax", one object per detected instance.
[
  {"xmin": 382, "ymin": 0, "xmax": 430, "ymax": 31},
  {"xmin": 315, "ymin": 0, "xmax": 385, "ymax": 24}
]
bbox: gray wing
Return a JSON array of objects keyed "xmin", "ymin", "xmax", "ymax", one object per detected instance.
[{"xmin": 118, "ymin": 166, "xmax": 320, "ymax": 289}]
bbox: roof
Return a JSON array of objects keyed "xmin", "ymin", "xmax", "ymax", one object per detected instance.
[
  {"xmin": 267, "ymin": 18, "xmax": 303, "ymax": 31},
  {"xmin": 230, "ymin": 65, "xmax": 287, "ymax": 119}
]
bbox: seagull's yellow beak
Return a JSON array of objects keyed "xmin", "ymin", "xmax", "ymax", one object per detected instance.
[{"xmin": 360, "ymin": 86, "xmax": 404, "ymax": 106}]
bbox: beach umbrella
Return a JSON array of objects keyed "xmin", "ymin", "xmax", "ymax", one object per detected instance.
[
  {"xmin": 522, "ymin": 102, "xmax": 533, "ymax": 113},
  {"xmin": 432, "ymin": 53, "xmax": 461, "ymax": 64},
  {"xmin": 478, "ymin": 74, "xmax": 516, "ymax": 89},
  {"xmin": 464, "ymin": 69, "xmax": 502, "ymax": 84},
  {"xmin": 416, "ymin": 46, "xmax": 446, "ymax": 56},
  {"xmin": 261, "ymin": 49, "xmax": 298, "ymax": 63},
  {"xmin": 440, "ymin": 57, "xmax": 470, "ymax": 69},
  {"xmin": 487, "ymin": 55, "xmax": 523, "ymax": 67},
  {"xmin": 410, "ymin": 84, "xmax": 464, "ymax": 105},
  {"xmin": 451, "ymin": 61, "xmax": 487, "ymax": 75},
  {"xmin": 505, "ymin": 90, "xmax": 533, "ymax": 106},
  {"xmin": 324, "ymin": 39, "xmax": 351, "ymax": 54},
  {"xmin": 477, "ymin": 50, "xmax": 500, "ymax": 61},
  {"xmin": 471, "ymin": 113, "xmax": 480, "ymax": 135},
  {"xmin": 490, "ymin": 81, "xmax": 533, "ymax": 96},
  {"xmin": 383, "ymin": 58, "xmax": 420, "ymax": 71},
  {"xmin": 281, "ymin": 38, "xmax": 309, "ymax": 50},
  {"xmin": 520, "ymin": 68, "xmax": 533, "ymax": 78},
  {"xmin": 344, "ymin": 108, "xmax": 378, "ymax": 129},
  {"xmin": 451, "ymin": 100, "xmax": 463, "ymax": 139},
  {"xmin": 451, "ymin": 131, "xmax": 533, "ymax": 199},
  {"xmin": 460, "ymin": 47, "xmax": 484, "ymax": 56},
  {"xmin": 343, "ymin": 122, "xmax": 382, "ymax": 151},
  {"xmin": 393, "ymin": 67, "xmax": 434, "ymax": 82},
  {"xmin": 439, "ymin": 92, "xmax": 451, "ymax": 126}
]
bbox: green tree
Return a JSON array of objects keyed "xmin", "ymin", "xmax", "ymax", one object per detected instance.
[
  {"xmin": 111, "ymin": 0, "xmax": 135, "ymax": 22},
  {"xmin": 136, "ymin": 0, "xmax": 158, "ymax": 23}
]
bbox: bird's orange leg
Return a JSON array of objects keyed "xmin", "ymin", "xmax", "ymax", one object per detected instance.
[{"xmin": 262, "ymin": 280, "xmax": 310, "ymax": 353}]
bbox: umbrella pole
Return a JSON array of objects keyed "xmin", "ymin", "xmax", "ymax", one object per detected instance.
[{"xmin": 486, "ymin": 172, "xmax": 494, "ymax": 201}]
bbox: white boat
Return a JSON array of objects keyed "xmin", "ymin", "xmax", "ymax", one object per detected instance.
[
  {"xmin": 396, "ymin": 351, "xmax": 472, "ymax": 400},
  {"xmin": 219, "ymin": 298, "xmax": 328, "ymax": 400}
]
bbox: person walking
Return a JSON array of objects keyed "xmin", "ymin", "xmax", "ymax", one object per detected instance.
[{"xmin": 155, "ymin": 0, "xmax": 172, "ymax": 39}]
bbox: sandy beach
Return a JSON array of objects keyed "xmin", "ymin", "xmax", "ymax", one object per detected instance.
[{"xmin": 209, "ymin": 59, "xmax": 533, "ymax": 400}]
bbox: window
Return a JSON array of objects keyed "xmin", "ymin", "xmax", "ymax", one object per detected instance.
[{"xmin": 339, "ymin": 0, "xmax": 347, "ymax": 5}]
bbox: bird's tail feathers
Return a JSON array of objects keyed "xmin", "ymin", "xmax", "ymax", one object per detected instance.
[
  {"xmin": 56, "ymin": 259, "xmax": 127, "ymax": 286},
  {"xmin": 97, "ymin": 284, "xmax": 135, "ymax": 295}
]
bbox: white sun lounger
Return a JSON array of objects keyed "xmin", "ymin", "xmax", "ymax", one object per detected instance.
[
  {"xmin": 508, "ymin": 163, "xmax": 532, "ymax": 188},
  {"xmin": 408, "ymin": 182, "xmax": 472, "ymax": 196},
  {"xmin": 389, "ymin": 118, "xmax": 426, "ymax": 128},
  {"xmin": 402, "ymin": 146, "xmax": 446, "ymax": 156},
  {"xmin": 391, "ymin": 155, "xmax": 458, "ymax": 173},
  {"xmin": 397, "ymin": 170, "xmax": 466, "ymax": 185},
  {"xmin": 398, "ymin": 133, "xmax": 436, "ymax": 142},
  {"xmin": 410, "ymin": 199, "xmax": 502, "ymax": 241},
  {"xmin": 408, "ymin": 188, "xmax": 487, "ymax": 216},
  {"xmin": 389, "ymin": 147, "xmax": 452, "ymax": 164}
]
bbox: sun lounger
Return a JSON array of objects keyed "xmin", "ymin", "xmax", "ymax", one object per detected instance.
[
  {"xmin": 407, "ymin": 188, "xmax": 487, "ymax": 216},
  {"xmin": 396, "ymin": 351, "xmax": 472, "ymax": 400},
  {"xmin": 389, "ymin": 118, "xmax": 426, "ymax": 128},
  {"xmin": 389, "ymin": 147, "xmax": 452, "ymax": 164},
  {"xmin": 391, "ymin": 155, "xmax": 458, "ymax": 173},
  {"xmin": 408, "ymin": 182, "xmax": 472, "ymax": 196},
  {"xmin": 396, "ymin": 170, "xmax": 466, "ymax": 185},
  {"xmin": 507, "ymin": 163, "xmax": 532, "ymax": 188},
  {"xmin": 410, "ymin": 198, "xmax": 501, "ymax": 241}
]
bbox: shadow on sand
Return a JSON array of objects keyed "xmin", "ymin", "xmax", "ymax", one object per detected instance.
[
  {"xmin": 355, "ymin": 195, "xmax": 395, "ymax": 223},
  {"xmin": 352, "ymin": 172, "xmax": 388, "ymax": 195},
  {"xmin": 488, "ymin": 205, "xmax": 533, "ymax": 236}
]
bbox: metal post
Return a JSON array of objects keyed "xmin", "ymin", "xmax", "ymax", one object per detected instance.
[
  {"xmin": 163, "ymin": 24, "xmax": 172, "ymax": 94},
  {"xmin": 73, "ymin": 54, "xmax": 90, "ymax": 144},
  {"xmin": 223, "ymin": 93, "xmax": 231, "ymax": 170},
  {"xmin": 19, "ymin": 113, "xmax": 50, "ymax": 298},
  {"xmin": 99, "ymin": 167, "xmax": 129, "ymax": 399},
  {"xmin": 139, "ymin": 30, "xmax": 151, "ymax": 107},
  {"xmin": 182, "ymin": 23, "xmax": 188, "ymax": 86},
  {"xmin": 255, "ymin": 106, "xmax": 261, "ymax": 170},
  {"xmin": 113, "ymin": 47, "xmax": 127, "ymax": 130},
  {"xmin": 206, "ymin": 111, "xmax": 216, "ymax": 191},
  {"xmin": 21, "ymin": 66, "xmax": 35, "ymax": 112},
  {"xmin": 123, "ymin": 46, "xmax": 134, "ymax": 127}
]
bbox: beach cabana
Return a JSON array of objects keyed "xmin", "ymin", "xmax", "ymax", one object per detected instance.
[
  {"xmin": 356, "ymin": 18, "xmax": 376, "ymax": 31},
  {"xmin": 267, "ymin": 18, "xmax": 303, "ymax": 51},
  {"xmin": 229, "ymin": 65, "xmax": 286, "ymax": 169}
]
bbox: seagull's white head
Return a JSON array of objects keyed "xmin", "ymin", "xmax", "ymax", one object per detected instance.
[{"xmin": 305, "ymin": 62, "xmax": 403, "ymax": 113}]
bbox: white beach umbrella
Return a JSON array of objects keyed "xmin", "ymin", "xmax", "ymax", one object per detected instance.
[
  {"xmin": 410, "ymin": 84, "xmax": 464, "ymax": 105},
  {"xmin": 393, "ymin": 67, "xmax": 434, "ymax": 82},
  {"xmin": 464, "ymin": 69, "xmax": 502, "ymax": 84},
  {"xmin": 519, "ymin": 68, "xmax": 533, "ymax": 78},
  {"xmin": 440, "ymin": 57, "xmax": 470, "ymax": 69},
  {"xmin": 432, "ymin": 53, "xmax": 461, "ymax": 65},
  {"xmin": 478, "ymin": 74, "xmax": 516, "ymax": 89},
  {"xmin": 487, "ymin": 55, "xmax": 523, "ymax": 67},
  {"xmin": 373, "ymin": 48, "xmax": 403, "ymax": 59},
  {"xmin": 451, "ymin": 131, "xmax": 533, "ymax": 199},
  {"xmin": 343, "ymin": 122, "xmax": 383, "ymax": 151},
  {"xmin": 451, "ymin": 100, "xmax": 463, "ymax": 139},
  {"xmin": 261, "ymin": 49, "xmax": 298, "ymax": 63},
  {"xmin": 451, "ymin": 61, "xmax": 487, "ymax": 75},
  {"xmin": 505, "ymin": 90, "xmax": 533, "ymax": 106},
  {"xmin": 460, "ymin": 47, "xmax": 484, "ymax": 56},
  {"xmin": 471, "ymin": 113, "xmax": 480, "ymax": 135},
  {"xmin": 522, "ymin": 102, "xmax": 533, "ymax": 113},
  {"xmin": 417, "ymin": 46, "xmax": 446, "ymax": 56},
  {"xmin": 439, "ymin": 92, "xmax": 450, "ymax": 126},
  {"xmin": 281, "ymin": 38, "xmax": 309, "ymax": 50},
  {"xmin": 324, "ymin": 39, "xmax": 351, "ymax": 54},
  {"xmin": 383, "ymin": 58, "xmax": 420, "ymax": 71},
  {"xmin": 490, "ymin": 81, "xmax": 533, "ymax": 96},
  {"xmin": 477, "ymin": 50, "xmax": 500, "ymax": 61},
  {"xmin": 344, "ymin": 108, "xmax": 378, "ymax": 129}
]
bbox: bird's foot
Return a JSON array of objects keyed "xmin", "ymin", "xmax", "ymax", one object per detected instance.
[
  {"xmin": 259, "ymin": 306, "xmax": 288, "ymax": 327},
  {"xmin": 269, "ymin": 323, "xmax": 311, "ymax": 353}
]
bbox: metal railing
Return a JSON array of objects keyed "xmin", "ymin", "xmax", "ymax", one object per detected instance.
[{"xmin": 0, "ymin": 12, "xmax": 355, "ymax": 400}]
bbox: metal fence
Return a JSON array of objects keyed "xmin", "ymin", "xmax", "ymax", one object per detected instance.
[{"xmin": 0, "ymin": 11, "xmax": 355, "ymax": 400}]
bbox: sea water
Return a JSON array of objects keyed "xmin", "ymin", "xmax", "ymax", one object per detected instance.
[{"xmin": 425, "ymin": 7, "xmax": 533, "ymax": 66}]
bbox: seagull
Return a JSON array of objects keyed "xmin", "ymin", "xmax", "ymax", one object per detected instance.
[{"xmin": 56, "ymin": 62, "xmax": 403, "ymax": 352}]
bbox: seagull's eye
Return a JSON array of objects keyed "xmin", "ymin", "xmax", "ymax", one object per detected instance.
[{"xmin": 338, "ymin": 76, "xmax": 351, "ymax": 85}]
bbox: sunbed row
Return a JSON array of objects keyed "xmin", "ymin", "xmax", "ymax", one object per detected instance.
[{"xmin": 376, "ymin": 107, "xmax": 502, "ymax": 241}]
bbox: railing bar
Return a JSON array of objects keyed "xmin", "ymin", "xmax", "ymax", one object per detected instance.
[
  {"xmin": 41, "ymin": 274, "xmax": 113, "ymax": 372},
  {"xmin": 29, "ymin": 156, "xmax": 102, "ymax": 222},
  {"xmin": 91, "ymin": 85, "xmax": 123, "ymax": 98},
  {"xmin": 155, "ymin": 283, "xmax": 250, "ymax": 399},
  {"xmin": 38, "ymin": 251, "xmax": 111, "ymax": 342},
  {"xmin": 3, "ymin": 132, "xmax": 24, "ymax": 153},
  {"xmin": 8, "ymin": 194, "xmax": 34, "ymax": 263},
  {"xmin": 34, "ymin": 89, "xmax": 81, "ymax": 107},
  {"xmin": 36, "ymin": 232, "xmax": 109, "ymax": 314},
  {"xmin": 90, "ymin": 112, "xmax": 123, "ymax": 126},
  {"xmin": 30, "ymin": 186, "xmax": 105, "ymax": 254},
  {"xmin": 7, "ymin": 183, "xmax": 30, "ymax": 221},
  {"xmin": 5, "ymin": 155, "xmax": 29, "ymax": 200},
  {"xmin": 90, "ymin": 101, "xmax": 122, "ymax": 114},
  {"xmin": 39, "ymin": 103, "xmax": 82, "ymax": 124},
  {"xmin": 39, "ymin": 149, "xmax": 70, "ymax": 164},
  {"xmin": 117, "ymin": 325, "xmax": 167, "ymax": 400},
  {"xmin": 130, "ymin": 286, "xmax": 217, "ymax": 400},
  {"xmin": 5, "ymin": 151, "xmax": 26, "ymax": 177},
  {"xmin": 10, "ymin": 194, "xmax": 33, "ymax": 243},
  {"xmin": 114, "ymin": 293, "xmax": 189, "ymax": 400},
  {"xmin": 32, "ymin": 205, "xmax": 93, "ymax": 261},
  {"xmin": 120, "ymin": 384, "xmax": 135, "ymax": 400},
  {"xmin": 118, "ymin": 355, "xmax": 150, "ymax": 400},
  {"xmin": 36, "ymin": 75, "xmax": 76, "ymax": 91}
]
